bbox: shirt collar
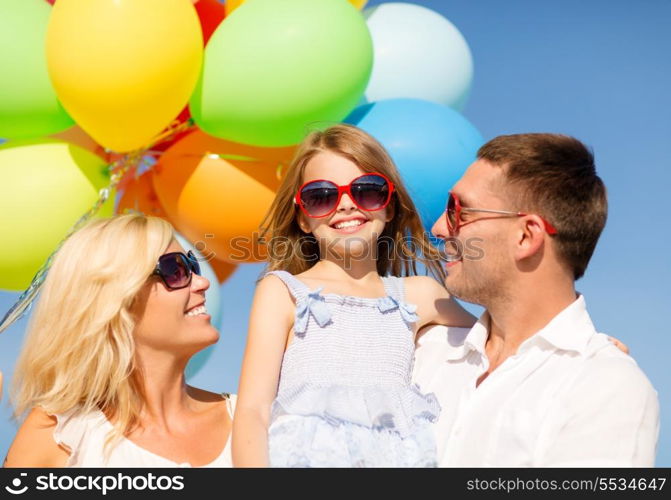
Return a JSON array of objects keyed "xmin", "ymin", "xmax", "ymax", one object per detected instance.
[
  {"xmin": 444, "ymin": 311, "xmax": 490, "ymax": 361},
  {"xmin": 523, "ymin": 294, "xmax": 595, "ymax": 355},
  {"xmin": 444, "ymin": 294, "xmax": 596, "ymax": 361}
]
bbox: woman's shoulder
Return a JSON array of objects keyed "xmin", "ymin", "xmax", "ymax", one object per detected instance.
[
  {"xmin": 187, "ymin": 386, "xmax": 237, "ymax": 415},
  {"xmin": 4, "ymin": 407, "xmax": 71, "ymax": 467}
]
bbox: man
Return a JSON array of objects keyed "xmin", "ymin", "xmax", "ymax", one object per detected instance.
[{"xmin": 413, "ymin": 133, "xmax": 659, "ymax": 466}]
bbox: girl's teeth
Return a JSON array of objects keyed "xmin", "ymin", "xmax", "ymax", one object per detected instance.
[
  {"xmin": 186, "ymin": 305, "xmax": 207, "ymax": 317},
  {"xmin": 335, "ymin": 220, "xmax": 364, "ymax": 229}
]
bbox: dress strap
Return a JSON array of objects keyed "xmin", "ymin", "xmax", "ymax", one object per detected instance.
[
  {"xmin": 222, "ymin": 393, "xmax": 236, "ymax": 418},
  {"xmin": 264, "ymin": 270, "xmax": 331, "ymax": 336},
  {"xmin": 382, "ymin": 275, "xmax": 406, "ymax": 303},
  {"xmin": 379, "ymin": 276, "xmax": 418, "ymax": 324}
]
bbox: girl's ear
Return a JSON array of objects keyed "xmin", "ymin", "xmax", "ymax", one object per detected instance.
[
  {"xmin": 297, "ymin": 212, "xmax": 312, "ymax": 234},
  {"xmin": 385, "ymin": 198, "xmax": 396, "ymax": 223}
]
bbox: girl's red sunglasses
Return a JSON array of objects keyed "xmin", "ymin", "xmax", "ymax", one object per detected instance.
[{"xmin": 294, "ymin": 173, "xmax": 395, "ymax": 218}]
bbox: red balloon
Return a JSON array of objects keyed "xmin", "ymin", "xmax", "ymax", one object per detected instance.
[
  {"xmin": 116, "ymin": 171, "xmax": 171, "ymax": 220},
  {"xmin": 193, "ymin": 0, "xmax": 226, "ymax": 45}
]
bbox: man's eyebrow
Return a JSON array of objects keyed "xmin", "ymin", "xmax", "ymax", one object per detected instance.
[{"xmin": 454, "ymin": 191, "xmax": 477, "ymax": 208}]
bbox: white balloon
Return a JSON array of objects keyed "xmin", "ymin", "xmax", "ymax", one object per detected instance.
[
  {"xmin": 364, "ymin": 2, "xmax": 473, "ymax": 110},
  {"xmin": 174, "ymin": 234, "xmax": 222, "ymax": 380}
]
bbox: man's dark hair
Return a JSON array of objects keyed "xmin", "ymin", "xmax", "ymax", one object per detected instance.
[{"xmin": 478, "ymin": 133, "xmax": 607, "ymax": 280}]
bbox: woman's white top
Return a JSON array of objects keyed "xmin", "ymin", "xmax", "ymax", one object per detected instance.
[{"xmin": 52, "ymin": 393, "xmax": 236, "ymax": 467}]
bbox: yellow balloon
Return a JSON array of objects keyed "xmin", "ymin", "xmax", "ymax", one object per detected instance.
[
  {"xmin": 0, "ymin": 141, "xmax": 114, "ymax": 291},
  {"xmin": 349, "ymin": 0, "xmax": 368, "ymax": 9},
  {"xmin": 225, "ymin": 0, "xmax": 245, "ymax": 14},
  {"xmin": 226, "ymin": 0, "xmax": 367, "ymax": 14},
  {"xmin": 46, "ymin": 0, "xmax": 203, "ymax": 153}
]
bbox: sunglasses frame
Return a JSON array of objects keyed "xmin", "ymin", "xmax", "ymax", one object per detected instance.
[
  {"xmin": 152, "ymin": 250, "xmax": 201, "ymax": 290},
  {"xmin": 445, "ymin": 191, "xmax": 558, "ymax": 236},
  {"xmin": 294, "ymin": 173, "xmax": 395, "ymax": 219}
]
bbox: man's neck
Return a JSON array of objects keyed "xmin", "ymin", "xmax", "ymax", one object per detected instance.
[{"xmin": 477, "ymin": 277, "xmax": 577, "ymax": 384}]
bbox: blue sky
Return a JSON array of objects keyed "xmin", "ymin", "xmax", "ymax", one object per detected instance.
[{"xmin": 1, "ymin": 0, "xmax": 669, "ymax": 465}]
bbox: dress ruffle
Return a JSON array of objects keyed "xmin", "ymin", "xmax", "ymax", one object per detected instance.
[
  {"xmin": 269, "ymin": 413, "xmax": 437, "ymax": 467},
  {"xmin": 270, "ymin": 383, "xmax": 440, "ymax": 439},
  {"xmin": 50, "ymin": 408, "xmax": 102, "ymax": 467}
]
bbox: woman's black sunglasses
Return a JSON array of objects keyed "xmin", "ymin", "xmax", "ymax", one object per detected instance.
[{"xmin": 152, "ymin": 251, "xmax": 201, "ymax": 290}]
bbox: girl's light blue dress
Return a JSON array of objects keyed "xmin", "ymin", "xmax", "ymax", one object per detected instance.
[{"xmin": 266, "ymin": 270, "xmax": 440, "ymax": 467}]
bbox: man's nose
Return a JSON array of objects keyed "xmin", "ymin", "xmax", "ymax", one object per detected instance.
[{"xmin": 431, "ymin": 214, "xmax": 448, "ymax": 239}]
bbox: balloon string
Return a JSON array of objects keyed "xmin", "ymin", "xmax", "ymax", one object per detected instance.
[{"xmin": 0, "ymin": 119, "xmax": 194, "ymax": 335}]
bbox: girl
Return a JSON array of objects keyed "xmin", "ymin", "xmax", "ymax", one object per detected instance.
[
  {"xmin": 5, "ymin": 214, "xmax": 235, "ymax": 467},
  {"xmin": 233, "ymin": 124, "xmax": 476, "ymax": 467}
]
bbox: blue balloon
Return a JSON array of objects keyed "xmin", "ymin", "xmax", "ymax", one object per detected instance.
[{"xmin": 346, "ymin": 98, "xmax": 484, "ymax": 231}]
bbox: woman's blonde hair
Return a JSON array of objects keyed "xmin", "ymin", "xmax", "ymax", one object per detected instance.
[
  {"xmin": 260, "ymin": 124, "xmax": 445, "ymax": 280},
  {"xmin": 11, "ymin": 213, "xmax": 174, "ymax": 450}
]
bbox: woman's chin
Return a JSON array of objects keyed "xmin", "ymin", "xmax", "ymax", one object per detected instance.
[{"xmin": 183, "ymin": 326, "xmax": 220, "ymax": 351}]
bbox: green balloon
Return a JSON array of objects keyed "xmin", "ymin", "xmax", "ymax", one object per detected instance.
[
  {"xmin": 190, "ymin": 0, "xmax": 373, "ymax": 147},
  {"xmin": 0, "ymin": 140, "xmax": 113, "ymax": 291},
  {"xmin": 0, "ymin": 0, "xmax": 74, "ymax": 139}
]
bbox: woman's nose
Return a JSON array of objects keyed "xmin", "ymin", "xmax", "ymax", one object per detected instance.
[{"xmin": 191, "ymin": 270, "xmax": 210, "ymax": 293}]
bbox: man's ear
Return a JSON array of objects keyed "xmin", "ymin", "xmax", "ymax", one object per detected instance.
[{"xmin": 515, "ymin": 215, "xmax": 546, "ymax": 259}]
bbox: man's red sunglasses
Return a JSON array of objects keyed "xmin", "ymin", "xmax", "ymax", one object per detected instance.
[{"xmin": 445, "ymin": 191, "xmax": 558, "ymax": 236}]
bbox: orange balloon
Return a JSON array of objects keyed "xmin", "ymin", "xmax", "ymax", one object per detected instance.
[
  {"xmin": 208, "ymin": 257, "xmax": 238, "ymax": 283},
  {"xmin": 225, "ymin": 0, "xmax": 244, "ymax": 14},
  {"xmin": 117, "ymin": 171, "xmax": 171, "ymax": 219},
  {"xmin": 50, "ymin": 125, "xmax": 109, "ymax": 161},
  {"xmin": 152, "ymin": 130, "xmax": 295, "ymax": 263}
]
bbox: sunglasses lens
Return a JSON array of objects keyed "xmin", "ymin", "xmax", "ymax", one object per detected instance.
[
  {"xmin": 157, "ymin": 253, "xmax": 191, "ymax": 289},
  {"xmin": 300, "ymin": 181, "xmax": 339, "ymax": 217},
  {"xmin": 446, "ymin": 193, "xmax": 457, "ymax": 231},
  {"xmin": 351, "ymin": 174, "xmax": 390, "ymax": 211},
  {"xmin": 186, "ymin": 251, "xmax": 201, "ymax": 277}
]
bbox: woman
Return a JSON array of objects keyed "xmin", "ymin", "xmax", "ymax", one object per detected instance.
[{"xmin": 4, "ymin": 214, "xmax": 233, "ymax": 467}]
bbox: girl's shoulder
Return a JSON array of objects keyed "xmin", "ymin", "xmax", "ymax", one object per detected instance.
[
  {"xmin": 252, "ymin": 272, "xmax": 297, "ymax": 322},
  {"xmin": 257, "ymin": 272, "xmax": 297, "ymax": 298},
  {"xmin": 402, "ymin": 275, "xmax": 448, "ymax": 299}
]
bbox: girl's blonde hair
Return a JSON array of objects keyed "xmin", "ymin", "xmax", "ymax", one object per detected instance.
[
  {"xmin": 260, "ymin": 124, "xmax": 445, "ymax": 280},
  {"xmin": 11, "ymin": 213, "xmax": 174, "ymax": 450}
]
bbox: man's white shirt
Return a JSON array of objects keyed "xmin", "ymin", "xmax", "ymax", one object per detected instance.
[{"xmin": 412, "ymin": 295, "xmax": 660, "ymax": 466}]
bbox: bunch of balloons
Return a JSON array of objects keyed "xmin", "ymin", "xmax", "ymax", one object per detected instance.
[{"xmin": 0, "ymin": 0, "xmax": 482, "ymax": 299}]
